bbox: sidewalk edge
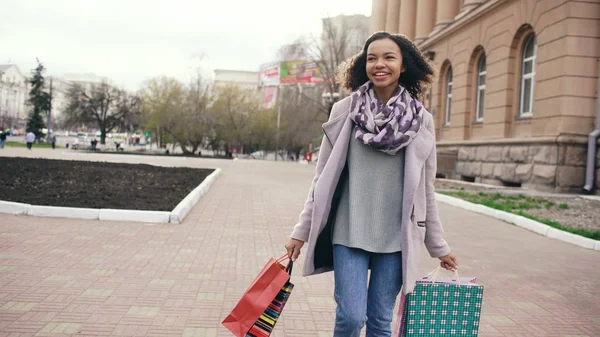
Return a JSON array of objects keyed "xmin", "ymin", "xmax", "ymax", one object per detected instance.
[
  {"xmin": 435, "ymin": 193, "xmax": 600, "ymax": 251},
  {"xmin": 169, "ymin": 168, "xmax": 222, "ymax": 224}
]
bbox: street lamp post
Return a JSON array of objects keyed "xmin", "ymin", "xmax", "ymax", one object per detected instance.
[
  {"xmin": 275, "ymin": 91, "xmax": 281, "ymax": 161},
  {"xmin": 322, "ymin": 91, "xmax": 340, "ymax": 117},
  {"xmin": 273, "ymin": 84, "xmax": 285, "ymax": 161},
  {"xmin": 47, "ymin": 78, "xmax": 53, "ymax": 135}
]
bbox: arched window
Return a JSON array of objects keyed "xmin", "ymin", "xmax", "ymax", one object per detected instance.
[
  {"xmin": 519, "ymin": 34, "xmax": 536, "ymax": 116},
  {"xmin": 475, "ymin": 54, "xmax": 486, "ymax": 121},
  {"xmin": 444, "ymin": 67, "xmax": 453, "ymax": 125}
]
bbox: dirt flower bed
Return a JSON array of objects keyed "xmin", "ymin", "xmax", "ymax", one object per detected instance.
[{"xmin": 1, "ymin": 157, "xmax": 213, "ymax": 211}]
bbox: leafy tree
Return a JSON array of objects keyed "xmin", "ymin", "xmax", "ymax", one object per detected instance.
[
  {"xmin": 63, "ymin": 82, "xmax": 139, "ymax": 144},
  {"xmin": 139, "ymin": 76, "xmax": 185, "ymax": 148},
  {"xmin": 247, "ymin": 107, "xmax": 277, "ymax": 156},
  {"xmin": 139, "ymin": 73, "xmax": 216, "ymax": 155},
  {"xmin": 139, "ymin": 72, "xmax": 274, "ymax": 157},
  {"xmin": 26, "ymin": 60, "xmax": 51, "ymax": 140},
  {"xmin": 174, "ymin": 73, "xmax": 212, "ymax": 154},
  {"xmin": 210, "ymin": 84, "xmax": 264, "ymax": 154}
]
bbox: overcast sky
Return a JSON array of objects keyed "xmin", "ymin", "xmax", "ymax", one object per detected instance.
[{"xmin": 0, "ymin": 0, "xmax": 371, "ymax": 90}]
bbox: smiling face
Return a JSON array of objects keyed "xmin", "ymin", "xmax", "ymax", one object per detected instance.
[{"xmin": 366, "ymin": 38, "xmax": 404, "ymax": 91}]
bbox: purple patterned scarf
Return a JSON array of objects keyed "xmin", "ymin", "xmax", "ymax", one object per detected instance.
[{"xmin": 349, "ymin": 81, "xmax": 423, "ymax": 155}]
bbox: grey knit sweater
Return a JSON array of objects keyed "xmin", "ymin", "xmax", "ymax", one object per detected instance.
[{"xmin": 332, "ymin": 133, "xmax": 405, "ymax": 253}]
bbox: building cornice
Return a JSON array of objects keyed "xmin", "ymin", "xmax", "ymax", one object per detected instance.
[
  {"xmin": 214, "ymin": 69, "xmax": 258, "ymax": 74},
  {"xmin": 418, "ymin": 0, "xmax": 509, "ymax": 51},
  {"xmin": 437, "ymin": 134, "xmax": 591, "ymax": 147}
]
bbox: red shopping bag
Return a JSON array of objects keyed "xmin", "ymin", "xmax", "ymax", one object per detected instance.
[{"xmin": 222, "ymin": 254, "xmax": 292, "ymax": 337}]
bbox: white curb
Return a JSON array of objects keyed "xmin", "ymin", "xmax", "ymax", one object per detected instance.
[
  {"xmin": 98, "ymin": 209, "xmax": 170, "ymax": 223},
  {"xmin": 436, "ymin": 178, "xmax": 506, "ymax": 189},
  {"xmin": 436, "ymin": 193, "xmax": 600, "ymax": 251},
  {"xmin": 1, "ymin": 168, "xmax": 222, "ymax": 224},
  {"xmin": 28, "ymin": 205, "xmax": 99, "ymax": 220},
  {"xmin": 0, "ymin": 201, "xmax": 30, "ymax": 215},
  {"xmin": 546, "ymin": 228, "xmax": 597, "ymax": 250},
  {"xmin": 169, "ymin": 168, "xmax": 222, "ymax": 224}
]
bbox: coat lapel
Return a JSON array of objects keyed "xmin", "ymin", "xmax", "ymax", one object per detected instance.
[
  {"xmin": 402, "ymin": 123, "xmax": 434, "ymax": 222},
  {"xmin": 322, "ymin": 111, "xmax": 351, "ymax": 146},
  {"xmin": 406, "ymin": 123, "xmax": 434, "ymax": 169},
  {"xmin": 311, "ymin": 112, "xmax": 352, "ymax": 241},
  {"xmin": 400, "ymin": 123, "xmax": 434, "ymax": 296}
]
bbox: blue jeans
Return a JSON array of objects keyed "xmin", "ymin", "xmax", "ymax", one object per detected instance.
[
  {"xmin": 0, "ymin": 139, "xmax": 4, "ymax": 148},
  {"xmin": 333, "ymin": 244, "xmax": 403, "ymax": 337}
]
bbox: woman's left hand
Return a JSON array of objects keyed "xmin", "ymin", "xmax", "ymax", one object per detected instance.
[{"xmin": 439, "ymin": 253, "xmax": 459, "ymax": 272}]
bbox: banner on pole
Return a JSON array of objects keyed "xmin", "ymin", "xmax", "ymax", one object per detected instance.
[
  {"xmin": 258, "ymin": 62, "xmax": 281, "ymax": 87},
  {"xmin": 280, "ymin": 60, "xmax": 325, "ymax": 84},
  {"xmin": 263, "ymin": 87, "xmax": 277, "ymax": 109}
]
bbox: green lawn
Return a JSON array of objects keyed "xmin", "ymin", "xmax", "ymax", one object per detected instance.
[
  {"xmin": 4, "ymin": 141, "xmax": 54, "ymax": 148},
  {"xmin": 440, "ymin": 191, "xmax": 600, "ymax": 240}
]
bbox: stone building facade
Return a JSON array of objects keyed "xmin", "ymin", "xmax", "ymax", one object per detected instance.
[
  {"xmin": 0, "ymin": 65, "xmax": 29, "ymax": 130},
  {"xmin": 370, "ymin": 0, "xmax": 600, "ymax": 193}
]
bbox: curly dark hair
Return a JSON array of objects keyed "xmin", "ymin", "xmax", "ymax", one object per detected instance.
[{"xmin": 338, "ymin": 32, "xmax": 436, "ymax": 99}]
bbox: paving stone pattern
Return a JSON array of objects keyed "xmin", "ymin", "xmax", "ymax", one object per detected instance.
[{"xmin": 0, "ymin": 149, "xmax": 598, "ymax": 336}]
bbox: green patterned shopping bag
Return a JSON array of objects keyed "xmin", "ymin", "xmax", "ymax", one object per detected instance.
[{"xmin": 400, "ymin": 269, "xmax": 484, "ymax": 336}]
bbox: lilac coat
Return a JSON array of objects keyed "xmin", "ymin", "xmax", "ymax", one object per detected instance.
[{"xmin": 290, "ymin": 96, "xmax": 451, "ymax": 295}]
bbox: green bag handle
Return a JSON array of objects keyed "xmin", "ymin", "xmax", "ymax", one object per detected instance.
[{"xmin": 427, "ymin": 267, "xmax": 461, "ymax": 285}]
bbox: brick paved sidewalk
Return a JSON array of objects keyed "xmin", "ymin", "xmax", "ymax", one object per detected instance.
[{"xmin": 0, "ymin": 149, "xmax": 598, "ymax": 336}]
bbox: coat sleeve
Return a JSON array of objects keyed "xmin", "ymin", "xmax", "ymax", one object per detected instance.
[
  {"xmin": 423, "ymin": 113, "xmax": 452, "ymax": 258},
  {"xmin": 289, "ymin": 109, "xmax": 337, "ymax": 242}
]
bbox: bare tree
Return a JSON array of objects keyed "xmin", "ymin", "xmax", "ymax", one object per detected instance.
[
  {"xmin": 0, "ymin": 113, "xmax": 17, "ymax": 130},
  {"xmin": 278, "ymin": 85, "xmax": 323, "ymax": 160},
  {"xmin": 278, "ymin": 15, "xmax": 367, "ymax": 118},
  {"xmin": 269, "ymin": 16, "xmax": 368, "ymax": 159},
  {"xmin": 63, "ymin": 82, "xmax": 139, "ymax": 144}
]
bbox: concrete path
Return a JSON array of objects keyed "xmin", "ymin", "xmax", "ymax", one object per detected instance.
[{"xmin": 0, "ymin": 148, "xmax": 598, "ymax": 336}]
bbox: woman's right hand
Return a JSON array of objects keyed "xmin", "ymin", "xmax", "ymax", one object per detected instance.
[
  {"xmin": 439, "ymin": 253, "xmax": 459, "ymax": 272},
  {"xmin": 285, "ymin": 238, "xmax": 304, "ymax": 262}
]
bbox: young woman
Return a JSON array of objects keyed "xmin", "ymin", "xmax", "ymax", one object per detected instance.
[{"xmin": 285, "ymin": 32, "xmax": 459, "ymax": 337}]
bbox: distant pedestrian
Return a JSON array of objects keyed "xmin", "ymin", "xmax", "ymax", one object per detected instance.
[
  {"xmin": 25, "ymin": 130, "xmax": 35, "ymax": 150},
  {"xmin": 50, "ymin": 134, "xmax": 57, "ymax": 149},
  {"xmin": 0, "ymin": 129, "xmax": 6, "ymax": 149}
]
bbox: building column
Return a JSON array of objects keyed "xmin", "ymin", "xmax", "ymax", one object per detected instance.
[
  {"xmin": 398, "ymin": 0, "xmax": 417, "ymax": 41},
  {"xmin": 370, "ymin": 0, "xmax": 388, "ymax": 34},
  {"xmin": 456, "ymin": 0, "xmax": 485, "ymax": 20},
  {"xmin": 385, "ymin": 0, "xmax": 401, "ymax": 33},
  {"xmin": 414, "ymin": 0, "xmax": 437, "ymax": 44},
  {"xmin": 432, "ymin": 0, "xmax": 460, "ymax": 34}
]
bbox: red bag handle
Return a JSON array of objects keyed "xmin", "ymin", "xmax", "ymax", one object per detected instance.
[
  {"xmin": 276, "ymin": 254, "xmax": 289, "ymax": 262},
  {"xmin": 276, "ymin": 254, "xmax": 293, "ymax": 276}
]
